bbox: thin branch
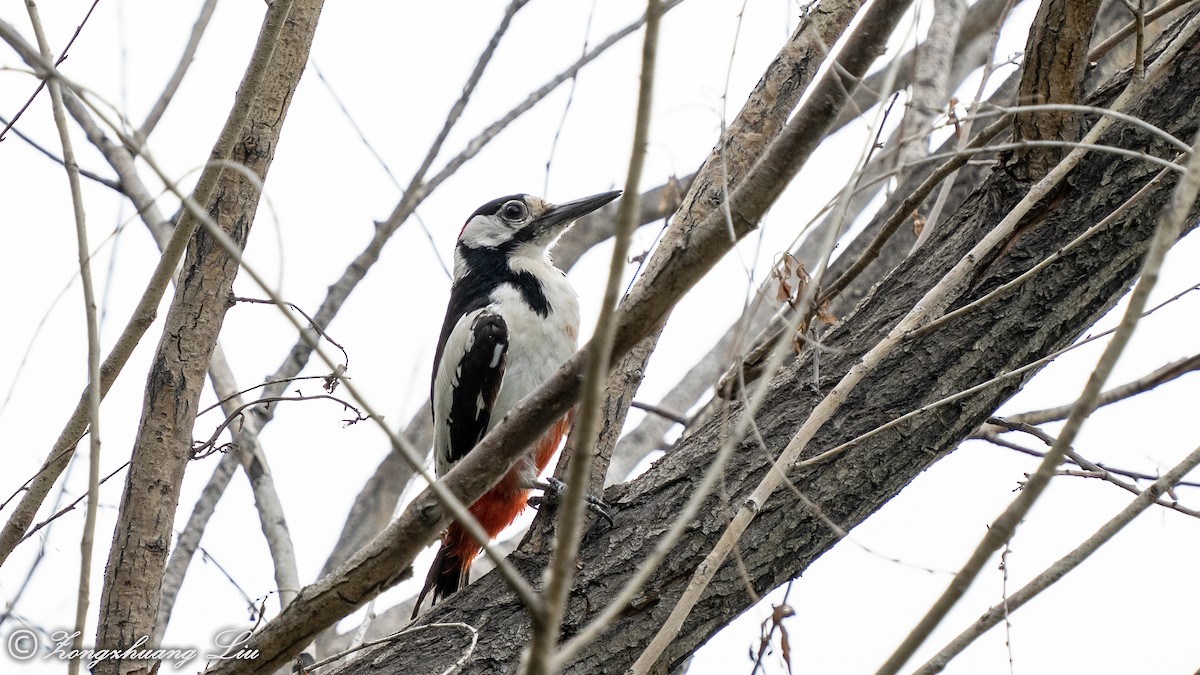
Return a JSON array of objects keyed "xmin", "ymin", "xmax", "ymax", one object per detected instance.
[
  {"xmin": 905, "ymin": 149, "xmax": 1181, "ymax": 342},
  {"xmin": 793, "ymin": 280, "xmax": 1200, "ymax": 474},
  {"xmin": 308, "ymin": 62, "xmax": 451, "ymax": 281},
  {"xmin": 23, "ymin": 2, "xmax": 102, "ymax": 669},
  {"xmin": 0, "ymin": 113, "xmax": 119, "ymax": 188},
  {"xmin": 0, "ymin": 0, "xmax": 296, "ymax": 566},
  {"xmin": 815, "ymin": 112, "xmax": 1011, "ymax": 307},
  {"xmin": 975, "ymin": 428, "xmax": 1200, "ymax": 517},
  {"xmin": 543, "ymin": 1, "xmax": 596, "ymax": 196},
  {"xmin": 136, "ymin": 0, "xmax": 217, "ymax": 141},
  {"xmin": 1006, "ymin": 353, "xmax": 1200, "ymax": 425},
  {"xmin": 876, "ymin": 38, "xmax": 1200, "ymax": 672},
  {"xmin": 0, "ymin": 0, "xmax": 99, "ymax": 142},
  {"xmin": 17, "ymin": 462, "xmax": 130, "ymax": 545},
  {"xmin": 309, "ymin": 623, "xmax": 478, "ymax": 675},
  {"xmin": 628, "ymin": 400, "xmax": 689, "ymax": 426},
  {"xmin": 528, "ymin": 1, "xmax": 661, "ymax": 672},
  {"xmin": 191, "ymin": 394, "xmax": 368, "ymax": 459},
  {"xmin": 1089, "ymin": 0, "xmax": 1193, "ymax": 60},
  {"xmin": 195, "ymin": 375, "xmax": 334, "ymax": 417},
  {"xmin": 235, "ymin": 296, "xmax": 350, "ymax": 369},
  {"xmin": 913, "ymin": 441, "xmax": 1200, "ymax": 674},
  {"xmin": 911, "ymin": 0, "xmax": 1013, "ymax": 249}
]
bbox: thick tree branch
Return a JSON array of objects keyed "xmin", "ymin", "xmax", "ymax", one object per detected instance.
[
  {"xmin": 92, "ymin": 2, "xmax": 324, "ymax": 671},
  {"xmin": 337, "ymin": 10, "xmax": 1200, "ymax": 673},
  {"xmin": 1009, "ymin": 0, "xmax": 1104, "ymax": 179}
]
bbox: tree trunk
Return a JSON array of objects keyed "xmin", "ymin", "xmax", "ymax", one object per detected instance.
[
  {"xmin": 343, "ymin": 10, "xmax": 1200, "ymax": 675},
  {"xmin": 92, "ymin": 2, "xmax": 324, "ymax": 672}
]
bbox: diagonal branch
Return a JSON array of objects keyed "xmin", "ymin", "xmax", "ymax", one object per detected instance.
[
  {"xmin": 876, "ymin": 21, "xmax": 1200, "ymax": 671},
  {"xmin": 92, "ymin": 1, "xmax": 323, "ymax": 670},
  {"xmin": 914, "ymin": 441, "xmax": 1200, "ymax": 673}
]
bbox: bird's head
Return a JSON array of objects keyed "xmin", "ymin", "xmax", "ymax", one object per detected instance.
[{"xmin": 455, "ymin": 191, "xmax": 622, "ymax": 258}]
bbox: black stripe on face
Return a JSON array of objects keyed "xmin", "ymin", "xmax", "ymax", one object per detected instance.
[
  {"xmin": 445, "ymin": 311, "xmax": 508, "ymax": 468},
  {"xmin": 465, "ymin": 194, "xmax": 526, "ymax": 223},
  {"xmin": 456, "ymin": 245, "xmax": 551, "ymax": 317}
]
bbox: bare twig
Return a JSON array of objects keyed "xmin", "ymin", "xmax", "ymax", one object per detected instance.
[
  {"xmin": 0, "ymin": 0, "xmax": 99, "ymax": 142},
  {"xmin": 877, "ymin": 34, "xmax": 1200, "ymax": 671},
  {"xmin": 814, "ymin": 113, "xmax": 1011, "ymax": 306},
  {"xmin": 914, "ymin": 441, "xmax": 1200, "ymax": 673},
  {"xmin": 543, "ymin": 2, "xmax": 596, "ymax": 196},
  {"xmin": 308, "ymin": 622, "xmax": 478, "ymax": 675},
  {"xmin": 0, "ymin": 113, "xmax": 119, "ymax": 187},
  {"xmin": 795, "ymin": 279, "xmax": 1200, "ymax": 473},
  {"xmin": 905, "ymin": 149, "xmax": 1182, "ymax": 342},
  {"xmin": 17, "ymin": 462, "xmax": 130, "ymax": 545},
  {"xmin": 0, "ymin": 0, "xmax": 297, "ymax": 567},
  {"xmin": 976, "ymin": 431, "xmax": 1200, "ymax": 518},
  {"xmin": 136, "ymin": 0, "xmax": 217, "ymax": 141},
  {"xmin": 191, "ymin": 394, "xmax": 368, "ymax": 459},
  {"xmin": 1006, "ymin": 353, "xmax": 1200, "ymax": 425},
  {"xmin": 628, "ymin": 400, "xmax": 689, "ymax": 426},
  {"xmin": 911, "ymin": 0, "xmax": 1014, "ymax": 249},
  {"xmin": 23, "ymin": 3, "xmax": 102, "ymax": 670},
  {"xmin": 235, "ymin": 296, "xmax": 350, "ymax": 369},
  {"xmin": 527, "ymin": 2, "xmax": 661, "ymax": 673},
  {"xmin": 1089, "ymin": 0, "xmax": 1192, "ymax": 60}
]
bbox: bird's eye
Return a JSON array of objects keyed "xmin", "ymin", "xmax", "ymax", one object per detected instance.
[{"xmin": 501, "ymin": 201, "xmax": 526, "ymax": 222}]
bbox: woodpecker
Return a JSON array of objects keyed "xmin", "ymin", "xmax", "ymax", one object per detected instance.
[{"xmin": 413, "ymin": 190, "xmax": 622, "ymax": 615}]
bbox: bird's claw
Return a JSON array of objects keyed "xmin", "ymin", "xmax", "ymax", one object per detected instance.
[{"xmin": 530, "ymin": 477, "xmax": 615, "ymax": 527}]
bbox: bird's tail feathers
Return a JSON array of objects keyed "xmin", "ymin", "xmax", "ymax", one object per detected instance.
[{"xmin": 411, "ymin": 523, "xmax": 475, "ymax": 619}]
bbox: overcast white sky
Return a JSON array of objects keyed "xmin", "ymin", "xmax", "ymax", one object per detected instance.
[{"xmin": 2, "ymin": 1, "xmax": 1199, "ymax": 673}]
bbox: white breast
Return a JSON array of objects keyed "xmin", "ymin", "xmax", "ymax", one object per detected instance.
[
  {"xmin": 431, "ymin": 255, "xmax": 580, "ymax": 478},
  {"xmin": 489, "ymin": 259, "xmax": 579, "ymax": 426}
]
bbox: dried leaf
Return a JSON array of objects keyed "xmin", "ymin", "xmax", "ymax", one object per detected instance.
[
  {"xmin": 660, "ymin": 174, "xmax": 684, "ymax": 214},
  {"xmin": 947, "ymin": 96, "xmax": 961, "ymax": 139},
  {"xmin": 774, "ymin": 604, "xmax": 796, "ymax": 674},
  {"xmin": 776, "ymin": 279, "xmax": 793, "ymax": 303},
  {"xmin": 780, "ymin": 623, "xmax": 793, "ymax": 674},
  {"xmin": 815, "ymin": 301, "xmax": 837, "ymax": 326},
  {"xmin": 912, "ymin": 210, "xmax": 926, "ymax": 238}
]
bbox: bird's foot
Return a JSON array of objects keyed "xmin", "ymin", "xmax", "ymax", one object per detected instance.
[{"xmin": 529, "ymin": 477, "xmax": 614, "ymax": 526}]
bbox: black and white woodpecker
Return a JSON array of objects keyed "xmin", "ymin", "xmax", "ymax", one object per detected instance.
[{"xmin": 413, "ymin": 190, "xmax": 622, "ymax": 615}]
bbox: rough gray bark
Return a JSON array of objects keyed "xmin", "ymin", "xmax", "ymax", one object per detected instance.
[
  {"xmin": 1010, "ymin": 0, "xmax": 1104, "ymax": 180},
  {"xmin": 546, "ymin": 0, "xmax": 872, "ymax": 504},
  {"xmin": 92, "ymin": 1, "xmax": 324, "ymax": 672},
  {"xmin": 339, "ymin": 11, "xmax": 1200, "ymax": 675}
]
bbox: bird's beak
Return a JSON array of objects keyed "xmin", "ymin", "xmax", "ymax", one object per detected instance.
[{"xmin": 531, "ymin": 190, "xmax": 622, "ymax": 239}]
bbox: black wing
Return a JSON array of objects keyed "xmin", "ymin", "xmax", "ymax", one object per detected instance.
[{"xmin": 444, "ymin": 311, "xmax": 508, "ymax": 467}]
